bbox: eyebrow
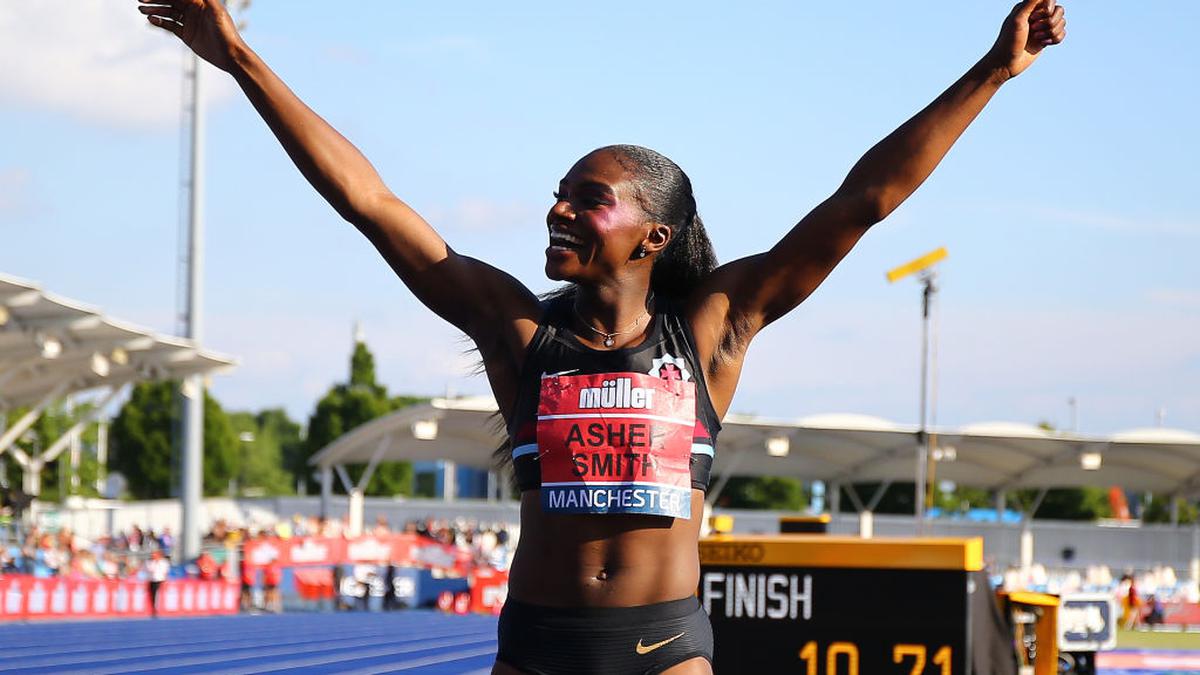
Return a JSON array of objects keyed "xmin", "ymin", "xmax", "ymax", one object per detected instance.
[{"xmin": 558, "ymin": 179, "xmax": 615, "ymax": 196}]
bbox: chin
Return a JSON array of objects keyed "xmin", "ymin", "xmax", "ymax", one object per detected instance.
[{"xmin": 544, "ymin": 257, "xmax": 582, "ymax": 282}]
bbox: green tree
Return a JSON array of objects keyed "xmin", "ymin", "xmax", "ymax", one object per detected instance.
[
  {"xmin": 837, "ymin": 482, "xmax": 1113, "ymax": 521},
  {"xmin": 350, "ymin": 341, "xmax": 381, "ymax": 391},
  {"xmin": 1142, "ymin": 495, "xmax": 1198, "ymax": 525},
  {"xmin": 202, "ymin": 393, "xmax": 239, "ymax": 496},
  {"xmin": 931, "ymin": 485, "xmax": 993, "ymax": 514},
  {"xmin": 1002, "ymin": 422, "xmax": 1113, "ymax": 521},
  {"xmin": 227, "ymin": 410, "xmax": 295, "ymax": 496},
  {"xmin": 1009, "ymin": 487, "xmax": 1112, "ymax": 521},
  {"xmin": 109, "ymin": 381, "xmax": 238, "ymax": 498},
  {"xmin": 299, "ymin": 341, "xmax": 426, "ymax": 496},
  {"xmin": 840, "ymin": 482, "xmax": 917, "ymax": 515},
  {"xmin": 5, "ymin": 403, "xmax": 103, "ymax": 502},
  {"xmin": 713, "ymin": 476, "xmax": 808, "ymax": 511},
  {"xmin": 258, "ymin": 408, "xmax": 305, "ymax": 493},
  {"xmin": 109, "ymin": 382, "xmax": 173, "ymax": 498}
]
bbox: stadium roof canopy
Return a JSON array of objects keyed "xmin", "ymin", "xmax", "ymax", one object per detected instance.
[
  {"xmin": 0, "ymin": 273, "xmax": 235, "ymax": 473},
  {"xmin": 309, "ymin": 396, "xmax": 1200, "ymax": 498}
]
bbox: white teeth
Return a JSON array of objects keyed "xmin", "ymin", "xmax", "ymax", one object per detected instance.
[{"xmin": 549, "ymin": 231, "xmax": 584, "ymax": 246}]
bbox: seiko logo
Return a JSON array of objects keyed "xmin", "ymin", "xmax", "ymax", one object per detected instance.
[
  {"xmin": 699, "ymin": 543, "xmax": 766, "ymax": 564},
  {"xmin": 578, "ymin": 377, "xmax": 655, "ymax": 410}
]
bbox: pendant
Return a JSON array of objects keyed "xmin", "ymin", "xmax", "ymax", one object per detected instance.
[{"xmin": 604, "ymin": 336, "xmax": 615, "ymax": 348}]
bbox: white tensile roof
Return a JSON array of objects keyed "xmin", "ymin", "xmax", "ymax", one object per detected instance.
[
  {"xmin": 0, "ymin": 273, "xmax": 236, "ymax": 410},
  {"xmin": 309, "ymin": 396, "xmax": 1200, "ymax": 495}
]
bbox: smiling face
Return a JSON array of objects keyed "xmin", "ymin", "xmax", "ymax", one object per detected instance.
[{"xmin": 545, "ymin": 149, "xmax": 658, "ymax": 284}]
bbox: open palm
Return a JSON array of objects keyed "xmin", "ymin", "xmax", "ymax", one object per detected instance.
[{"xmin": 138, "ymin": 0, "xmax": 245, "ymax": 72}]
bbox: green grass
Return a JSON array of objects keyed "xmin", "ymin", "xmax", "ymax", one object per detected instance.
[{"xmin": 1118, "ymin": 628, "xmax": 1200, "ymax": 650}]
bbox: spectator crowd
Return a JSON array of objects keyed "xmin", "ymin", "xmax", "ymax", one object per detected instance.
[{"xmin": 1, "ymin": 524, "xmax": 180, "ymax": 580}]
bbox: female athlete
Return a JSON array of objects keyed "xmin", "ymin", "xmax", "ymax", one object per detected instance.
[{"xmin": 139, "ymin": 1, "xmax": 1065, "ymax": 672}]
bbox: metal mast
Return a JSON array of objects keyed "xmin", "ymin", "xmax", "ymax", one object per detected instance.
[
  {"xmin": 178, "ymin": 50, "xmax": 206, "ymax": 562},
  {"xmin": 176, "ymin": 1, "xmax": 252, "ymax": 562},
  {"xmin": 887, "ymin": 247, "xmax": 948, "ymax": 529}
]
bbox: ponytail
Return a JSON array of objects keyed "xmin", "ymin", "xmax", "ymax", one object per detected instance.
[
  {"xmin": 603, "ymin": 144, "xmax": 717, "ymax": 300},
  {"xmin": 651, "ymin": 208, "xmax": 717, "ymax": 301}
]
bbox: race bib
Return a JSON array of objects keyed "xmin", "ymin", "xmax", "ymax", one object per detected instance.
[{"xmin": 536, "ymin": 372, "xmax": 694, "ymax": 519}]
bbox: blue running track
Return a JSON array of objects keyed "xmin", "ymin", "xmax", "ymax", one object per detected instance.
[
  {"xmin": 0, "ymin": 612, "xmax": 500, "ymax": 674},
  {"xmin": 6, "ymin": 614, "xmax": 1184, "ymax": 674}
]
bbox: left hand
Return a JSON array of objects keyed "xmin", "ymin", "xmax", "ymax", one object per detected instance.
[
  {"xmin": 986, "ymin": 0, "xmax": 1067, "ymax": 80},
  {"xmin": 138, "ymin": 0, "xmax": 246, "ymax": 73}
]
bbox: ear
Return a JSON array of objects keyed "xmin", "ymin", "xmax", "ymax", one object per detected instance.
[{"xmin": 642, "ymin": 223, "xmax": 673, "ymax": 256}]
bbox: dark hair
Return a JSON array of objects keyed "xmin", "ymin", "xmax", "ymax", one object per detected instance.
[{"xmin": 601, "ymin": 144, "xmax": 718, "ymax": 299}]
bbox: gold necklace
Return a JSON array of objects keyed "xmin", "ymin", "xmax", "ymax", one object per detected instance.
[{"xmin": 572, "ymin": 299, "xmax": 652, "ymax": 348}]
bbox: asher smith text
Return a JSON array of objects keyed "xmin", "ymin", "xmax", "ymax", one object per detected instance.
[{"xmin": 562, "ymin": 422, "xmax": 671, "ymax": 479}]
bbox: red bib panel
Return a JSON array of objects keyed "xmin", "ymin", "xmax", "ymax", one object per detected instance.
[{"xmin": 536, "ymin": 372, "xmax": 694, "ymax": 519}]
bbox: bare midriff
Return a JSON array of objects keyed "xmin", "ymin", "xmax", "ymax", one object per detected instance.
[{"xmin": 505, "ymin": 489, "xmax": 705, "ymax": 607}]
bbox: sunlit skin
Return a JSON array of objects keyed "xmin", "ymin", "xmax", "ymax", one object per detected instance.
[
  {"xmin": 544, "ymin": 153, "xmax": 670, "ymax": 327},
  {"xmin": 139, "ymin": 1, "xmax": 1065, "ymax": 672}
]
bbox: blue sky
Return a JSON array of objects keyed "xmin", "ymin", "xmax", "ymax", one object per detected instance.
[{"xmin": 1, "ymin": 1, "xmax": 1196, "ymax": 434}]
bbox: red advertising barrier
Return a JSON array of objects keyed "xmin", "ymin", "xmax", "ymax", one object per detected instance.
[
  {"xmin": 469, "ymin": 567, "xmax": 509, "ymax": 615},
  {"xmin": 240, "ymin": 535, "xmax": 506, "ymax": 614},
  {"xmin": 0, "ymin": 576, "xmax": 238, "ymax": 622},
  {"xmin": 154, "ymin": 579, "xmax": 240, "ymax": 617},
  {"xmin": 292, "ymin": 568, "xmax": 335, "ymax": 601},
  {"xmin": 243, "ymin": 534, "xmax": 472, "ymax": 575}
]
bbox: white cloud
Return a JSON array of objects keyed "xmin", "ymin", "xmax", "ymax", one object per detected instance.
[{"xmin": 0, "ymin": 0, "xmax": 234, "ymax": 128}]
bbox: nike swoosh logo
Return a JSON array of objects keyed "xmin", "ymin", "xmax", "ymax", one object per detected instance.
[
  {"xmin": 636, "ymin": 632, "xmax": 686, "ymax": 655},
  {"xmin": 541, "ymin": 369, "xmax": 579, "ymax": 378}
]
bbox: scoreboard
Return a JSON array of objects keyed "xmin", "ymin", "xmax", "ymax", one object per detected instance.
[{"xmin": 699, "ymin": 535, "xmax": 1013, "ymax": 674}]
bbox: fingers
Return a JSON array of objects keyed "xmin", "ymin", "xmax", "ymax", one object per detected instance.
[
  {"xmin": 146, "ymin": 14, "xmax": 183, "ymax": 35},
  {"xmin": 138, "ymin": 4, "xmax": 182, "ymax": 22},
  {"xmin": 142, "ymin": 10, "xmax": 184, "ymax": 35},
  {"xmin": 1031, "ymin": 4, "xmax": 1067, "ymax": 46},
  {"xmin": 1014, "ymin": 0, "xmax": 1045, "ymax": 21},
  {"xmin": 138, "ymin": 0, "xmax": 185, "ymax": 35}
]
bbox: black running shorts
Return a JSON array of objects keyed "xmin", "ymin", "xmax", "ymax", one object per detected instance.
[{"xmin": 496, "ymin": 595, "xmax": 713, "ymax": 674}]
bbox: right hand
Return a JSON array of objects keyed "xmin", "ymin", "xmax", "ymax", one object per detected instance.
[
  {"xmin": 138, "ymin": 0, "xmax": 245, "ymax": 72},
  {"xmin": 984, "ymin": 0, "xmax": 1067, "ymax": 81}
]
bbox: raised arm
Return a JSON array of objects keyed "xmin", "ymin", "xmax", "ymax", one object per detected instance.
[
  {"xmin": 139, "ymin": 0, "xmax": 540, "ymax": 344},
  {"xmin": 689, "ymin": 0, "xmax": 1065, "ymax": 386}
]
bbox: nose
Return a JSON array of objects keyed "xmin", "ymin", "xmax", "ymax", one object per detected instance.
[{"xmin": 547, "ymin": 198, "xmax": 573, "ymax": 226}]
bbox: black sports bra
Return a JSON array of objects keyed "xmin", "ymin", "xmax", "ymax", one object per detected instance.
[{"xmin": 507, "ymin": 296, "xmax": 721, "ymax": 503}]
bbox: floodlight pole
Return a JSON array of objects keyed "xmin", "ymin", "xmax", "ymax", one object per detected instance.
[
  {"xmin": 915, "ymin": 272, "xmax": 936, "ymax": 528},
  {"xmin": 887, "ymin": 247, "xmax": 946, "ymax": 533},
  {"xmin": 179, "ymin": 51, "xmax": 206, "ymax": 564}
]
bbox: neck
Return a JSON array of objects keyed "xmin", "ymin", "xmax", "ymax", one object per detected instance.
[{"xmin": 572, "ymin": 281, "xmax": 654, "ymax": 341}]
